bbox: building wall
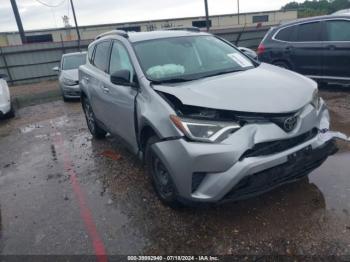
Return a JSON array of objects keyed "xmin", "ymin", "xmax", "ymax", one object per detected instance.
[{"xmin": 0, "ymin": 10, "xmax": 297, "ymax": 47}]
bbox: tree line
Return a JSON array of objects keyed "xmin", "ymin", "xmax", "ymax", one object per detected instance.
[{"xmin": 282, "ymin": 0, "xmax": 350, "ymax": 17}]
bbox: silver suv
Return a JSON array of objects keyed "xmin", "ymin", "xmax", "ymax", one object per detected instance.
[{"xmin": 79, "ymin": 30, "xmax": 347, "ymax": 207}]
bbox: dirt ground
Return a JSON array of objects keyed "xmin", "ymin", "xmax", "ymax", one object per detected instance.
[
  {"xmin": 10, "ymin": 80, "xmax": 59, "ymax": 98},
  {"xmin": 0, "ymin": 82, "xmax": 350, "ymax": 257}
]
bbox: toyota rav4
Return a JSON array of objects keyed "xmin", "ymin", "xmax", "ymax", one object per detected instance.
[{"xmin": 79, "ymin": 29, "xmax": 349, "ymax": 207}]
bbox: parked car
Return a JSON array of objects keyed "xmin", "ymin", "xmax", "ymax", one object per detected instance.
[
  {"xmin": 258, "ymin": 14, "xmax": 350, "ymax": 86},
  {"xmin": 332, "ymin": 9, "xmax": 350, "ymax": 15},
  {"xmin": 53, "ymin": 52, "xmax": 87, "ymax": 101},
  {"xmin": 0, "ymin": 74, "xmax": 14, "ymax": 119},
  {"xmin": 79, "ymin": 30, "xmax": 345, "ymax": 207}
]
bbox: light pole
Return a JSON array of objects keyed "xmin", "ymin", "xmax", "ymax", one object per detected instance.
[
  {"xmin": 10, "ymin": 0, "xmax": 26, "ymax": 44},
  {"xmin": 237, "ymin": 0, "xmax": 240, "ymax": 25},
  {"xmin": 70, "ymin": 0, "xmax": 81, "ymax": 50},
  {"xmin": 204, "ymin": 0, "xmax": 210, "ymax": 32}
]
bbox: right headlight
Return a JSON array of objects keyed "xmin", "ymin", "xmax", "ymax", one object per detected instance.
[
  {"xmin": 170, "ymin": 115, "xmax": 241, "ymax": 143},
  {"xmin": 311, "ymin": 89, "xmax": 321, "ymax": 110},
  {"xmin": 62, "ymin": 77, "xmax": 77, "ymax": 86}
]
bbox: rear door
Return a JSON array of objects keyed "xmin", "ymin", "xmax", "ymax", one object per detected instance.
[
  {"xmin": 289, "ymin": 21, "xmax": 323, "ymax": 76},
  {"xmin": 103, "ymin": 40, "xmax": 138, "ymax": 150},
  {"xmin": 88, "ymin": 40, "xmax": 112, "ymax": 125},
  {"xmin": 322, "ymin": 19, "xmax": 350, "ymax": 79}
]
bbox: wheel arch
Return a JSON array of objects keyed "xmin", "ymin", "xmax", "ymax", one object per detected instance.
[{"xmin": 139, "ymin": 123, "xmax": 161, "ymax": 153}]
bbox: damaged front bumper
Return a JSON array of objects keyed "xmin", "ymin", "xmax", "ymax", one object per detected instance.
[{"xmin": 152, "ymin": 102, "xmax": 350, "ymax": 203}]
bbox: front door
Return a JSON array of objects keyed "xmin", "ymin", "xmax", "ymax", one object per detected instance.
[{"xmin": 103, "ymin": 40, "xmax": 138, "ymax": 151}]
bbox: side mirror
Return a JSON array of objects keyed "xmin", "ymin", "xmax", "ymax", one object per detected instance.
[
  {"xmin": 238, "ymin": 47, "xmax": 258, "ymax": 60},
  {"xmin": 110, "ymin": 70, "xmax": 134, "ymax": 86},
  {"xmin": 52, "ymin": 66, "xmax": 60, "ymax": 72}
]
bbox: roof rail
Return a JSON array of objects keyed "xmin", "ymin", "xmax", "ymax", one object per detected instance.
[
  {"xmin": 166, "ymin": 27, "xmax": 201, "ymax": 33},
  {"xmin": 95, "ymin": 30, "xmax": 128, "ymax": 40}
]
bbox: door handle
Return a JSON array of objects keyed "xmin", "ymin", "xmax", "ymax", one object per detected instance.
[
  {"xmin": 326, "ymin": 45, "xmax": 336, "ymax": 50},
  {"xmin": 102, "ymin": 85, "xmax": 110, "ymax": 93},
  {"xmin": 285, "ymin": 46, "xmax": 294, "ymax": 53}
]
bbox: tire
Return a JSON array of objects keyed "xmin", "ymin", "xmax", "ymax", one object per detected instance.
[
  {"xmin": 62, "ymin": 95, "xmax": 69, "ymax": 102},
  {"xmin": 273, "ymin": 61, "xmax": 290, "ymax": 70},
  {"xmin": 145, "ymin": 136, "xmax": 183, "ymax": 208},
  {"xmin": 5, "ymin": 104, "xmax": 15, "ymax": 119},
  {"xmin": 82, "ymin": 98, "xmax": 106, "ymax": 139}
]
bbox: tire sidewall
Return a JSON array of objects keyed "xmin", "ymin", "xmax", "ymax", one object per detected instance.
[
  {"xmin": 145, "ymin": 137, "xmax": 180, "ymax": 206},
  {"xmin": 82, "ymin": 98, "xmax": 106, "ymax": 139}
]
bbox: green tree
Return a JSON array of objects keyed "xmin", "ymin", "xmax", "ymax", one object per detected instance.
[{"xmin": 282, "ymin": 0, "xmax": 350, "ymax": 18}]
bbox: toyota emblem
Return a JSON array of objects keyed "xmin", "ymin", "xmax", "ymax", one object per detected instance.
[{"xmin": 284, "ymin": 116, "xmax": 297, "ymax": 132}]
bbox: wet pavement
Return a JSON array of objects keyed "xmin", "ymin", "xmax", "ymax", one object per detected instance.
[{"xmin": 0, "ymin": 90, "xmax": 350, "ymax": 256}]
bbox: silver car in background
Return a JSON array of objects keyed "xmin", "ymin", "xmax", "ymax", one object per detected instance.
[
  {"xmin": 79, "ymin": 30, "xmax": 349, "ymax": 207},
  {"xmin": 53, "ymin": 52, "xmax": 86, "ymax": 101},
  {"xmin": 0, "ymin": 74, "xmax": 14, "ymax": 118}
]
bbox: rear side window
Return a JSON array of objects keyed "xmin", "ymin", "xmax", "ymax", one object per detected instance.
[
  {"xmin": 93, "ymin": 41, "xmax": 111, "ymax": 72},
  {"xmin": 275, "ymin": 26, "xmax": 296, "ymax": 41},
  {"xmin": 296, "ymin": 22, "xmax": 322, "ymax": 42},
  {"xmin": 325, "ymin": 20, "xmax": 350, "ymax": 41}
]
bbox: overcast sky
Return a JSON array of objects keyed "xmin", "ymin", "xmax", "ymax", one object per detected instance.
[{"xmin": 0, "ymin": 0, "xmax": 304, "ymax": 32}]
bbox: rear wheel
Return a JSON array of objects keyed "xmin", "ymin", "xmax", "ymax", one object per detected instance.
[
  {"xmin": 145, "ymin": 136, "xmax": 183, "ymax": 208},
  {"xmin": 82, "ymin": 98, "xmax": 106, "ymax": 139}
]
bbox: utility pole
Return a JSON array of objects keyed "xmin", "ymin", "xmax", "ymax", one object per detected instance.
[
  {"xmin": 10, "ymin": 0, "xmax": 26, "ymax": 44},
  {"xmin": 70, "ymin": 0, "xmax": 81, "ymax": 50},
  {"xmin": 237, "ymin": 0, "xmax": 240, "ymax": 25},
  {"xmin": 204, "ymin": 0, "xmax": 210, "ymax": 32}
]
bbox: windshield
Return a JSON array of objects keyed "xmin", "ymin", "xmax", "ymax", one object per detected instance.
[
  {"xmin": 62, "ymin": 54, "xmax": 86, "ymax": 70},
  {"xmin": 133, "ymin": 35, "xmax": 255, "ymax": 82}
]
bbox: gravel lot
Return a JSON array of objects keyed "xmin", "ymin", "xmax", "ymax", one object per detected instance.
[{"xmin": 0, "ymin": 81, "xmax": 349, "ymax": 257}]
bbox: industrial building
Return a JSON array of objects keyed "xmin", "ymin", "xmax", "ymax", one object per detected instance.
[{"xmin": 0, "ymin": 10, "xmax": 297, "ymax": 47}]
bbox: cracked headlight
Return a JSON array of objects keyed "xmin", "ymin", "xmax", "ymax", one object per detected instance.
[
  {"xmin": 62, "ymin": 77, "xmax": 77, "ymax": 86},
  {"xmin": 311, "ymin": 89, "xmax": 321, "ymax": 110},
  {"xmin": 170, "ymin": 115, "xmax": 240, "ymax": 143}
]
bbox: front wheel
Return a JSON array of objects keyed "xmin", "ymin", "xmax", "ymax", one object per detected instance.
[
  {"xmin": 5, "ymin": 104, "xmax": 15, "ymax": 119},
  {"xmin": 145, "ymin": 136, "xmax": 183, "ymax": 208},
  {"xmin": 82, "ymin": 98, "xmax": 106, "ymax": 139}
]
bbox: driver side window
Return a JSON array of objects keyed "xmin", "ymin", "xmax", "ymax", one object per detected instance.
[{"xmin": 109, "ymin": 41, "xmax": 134, "ymax": 82}]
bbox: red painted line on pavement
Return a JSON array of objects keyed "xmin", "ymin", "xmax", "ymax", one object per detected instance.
[{"xmin": 52, "ymin": 131, "xmax": 107, "ymax": 262}]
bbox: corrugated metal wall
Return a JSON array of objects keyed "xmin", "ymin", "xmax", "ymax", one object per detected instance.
[
  {"xmin": 0, "ymin": 28, "xmax": 269, "ymax": 85},
  {"xmin": 0, "ymin": 40, "xmax": 91, "ymax": 85}
]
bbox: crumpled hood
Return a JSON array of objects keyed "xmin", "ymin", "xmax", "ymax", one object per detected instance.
[
  {"xmin": 153, "ymin": 63, "xmax": 317, "ymax": 114},
  {"xmin": 62, "ymin": 69, "xmax": 79, "ymax": 81}
]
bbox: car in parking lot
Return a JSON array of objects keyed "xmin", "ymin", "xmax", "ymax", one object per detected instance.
[
  {"xmin": 79, "ymin": 29, "xmax": 345, "ymax": 207},
  {"xmin": 0, "ymin": 74, "xmax": 14, "ymax": 119},
  {"xmin": 258, "ymin": 14, "xmax": 350, "ymax": 86},
  {"xmin": 53, "ymin": 52, "xmax": 87, "ymax": 101}
]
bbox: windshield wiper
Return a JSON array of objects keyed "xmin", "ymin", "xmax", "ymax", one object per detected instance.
[
  {"xmin": 200, "ymin": 68, "xmax": 249, "ymax": 79},
  {"xmin": 150, "ymin": 78, "xmax": 195, "ymax": 85}
]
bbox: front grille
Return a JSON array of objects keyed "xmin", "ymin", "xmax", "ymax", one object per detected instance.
[
  {"xmin": 66, "ymin": 90, "xmax": 80, "ymax": 96},
  {"xmin": 239, "ymin": 128, "xmax": 319, "ymax": 160},
  {"xmin": 224, "ymin": 140, "xmax": 338, "ymax": 202}
]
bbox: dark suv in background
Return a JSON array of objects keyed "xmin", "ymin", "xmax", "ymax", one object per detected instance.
[{"xmin": 258, "ymin": 14, "xmax": 350, "ymax": 86}]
